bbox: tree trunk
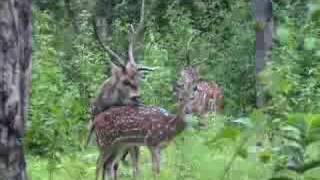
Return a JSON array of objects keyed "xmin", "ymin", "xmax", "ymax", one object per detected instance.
[
  {"xmin": 0, "ymin": 0, "xmax": 32, "ymax": 179},
  {"xmin": 64, "ymin": 0, "xmax": 80, "ymax": 34},
  {"xmin": 253, "ymin": 0, "xmax": 273, "ymax": 107}
]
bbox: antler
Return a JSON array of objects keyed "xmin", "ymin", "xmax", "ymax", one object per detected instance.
[
  {"xmin": 92, "ymin": 17, "xmax": 126, "ymax": 68},
  {"xmin": 190, "ymin": 57, "xmax": 210, "ymax": 66},
  {"xmin": 184, "ymin": 33, "xmax": 212, "ymax": 67},
  {"xmin": 185, "ymin": 34, "xmax": 196, "ymax": 66},
  {"xmin": 128, "ymin": 0, "xmax": 156, "ymax": 74},
  {"xmin": 137, "ymin": 65, "xmax": 158, "ymax": 71},
  {"xmin": 127, "ymin": 0, "xmax": 145, "ymax": 65},
  {"xmin": 128, "ymin": 24, "xmax": 136, "ymax": 65},
  {"xmin": 93, "ymin": 0, "xmax": 156, "ymax": 74}
]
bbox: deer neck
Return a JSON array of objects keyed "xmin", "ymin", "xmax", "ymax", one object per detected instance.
[
  {"xmin": 172, "ymin": 102, "xmax": 187, "ymax": 134},
  {"xmin": 93, "ymin": 80, "xmax": 122, "ymax": 114},
  {"xmin": 107, "ymin": 78, "xmax": 125, "ymax": 105}
]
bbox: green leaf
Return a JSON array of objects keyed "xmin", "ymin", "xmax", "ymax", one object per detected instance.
[
  {"xmin": 304, "ymin": 167, "xmax": 320, "ymax": 179},
  {"xmin": 277, "ymin": 27, "xmax": 290, "ymax": 43},
  {"xmin": 304, "ymin": 37, "xmax": 318, "ymax": 50},
  {"xmin": 259, "ymin": 150, "xmax": 272, "ymax": 163},
  {"xmin": 231, "ymin": 117, "xmax": 253, "ymax": 128},
  {"xmin": 269, "ymin": 177, "xmax": 293, "ymax": 180}
]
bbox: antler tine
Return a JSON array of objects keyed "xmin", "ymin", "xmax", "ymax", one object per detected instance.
[
  {"xmin": 136, "ymin": 0, "xmax": 145, "ymax": 35},
  {"xmin": 127, "ymin": 0, "xmax": 145, "ymax": 65},
  {"xmin": 137, "ymin": 65, "xmax": 158, "ymax": 72},
  {"xmin": 128, "ymin": 24, "xmax": 136, "ymax": 65},
  {"xmin": 190, "ymin": 57, "xmax": 210, "ymax": 66},
  {"xmin": 92, "ymin": 17, "xmax": 126, "ymax": 68},
  {"xmin": 185, "ymin": 34, "xmax": 196, "ymax": 66}
]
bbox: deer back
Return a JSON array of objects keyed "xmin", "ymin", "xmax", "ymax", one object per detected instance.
[
  {"xmin": 174, "ymin": 66, "xmax": 224, "ymax": 115},
  {"xmin": 94, "ymin": 106, "xmax": 182, "ymax": 149},
  {"xmin": 192, "ymin": 81, "xmax": 224, "ymax": 114}
]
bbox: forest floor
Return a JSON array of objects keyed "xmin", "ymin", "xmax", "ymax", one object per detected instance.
[{"xmin": 26, "ymin": 115, "xmax": 320, "ymax": 180}]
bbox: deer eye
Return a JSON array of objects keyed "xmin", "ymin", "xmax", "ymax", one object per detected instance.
[
  {"xmin": 176, "ymin": 82, "xmax": 183, "ymax": 88},
  {"xmin": 193, "ymin": 86, "xmax": 198, "ymax": 91},
  {"xmin": 123, "ymin": 80, "xmax": 131, "ymax": 86}
]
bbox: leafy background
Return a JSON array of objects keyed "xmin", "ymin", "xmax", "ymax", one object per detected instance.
[{"xmin": 27, "ymin": 0, "xmax": 320, "ymax": 179}]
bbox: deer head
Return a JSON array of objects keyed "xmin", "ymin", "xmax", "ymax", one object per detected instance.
[
  {"xmin": 173, "ymin": 66, "xmax": 199, "ymax": 114},
  {"xmin": 91, "ymin": 0, "xmax": 155, "ymax": 111}
]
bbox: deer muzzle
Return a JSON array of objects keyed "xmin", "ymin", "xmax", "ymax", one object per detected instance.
[{"xmin": 130, "ymin": 96, "xmax": 141, "ymax": 106}]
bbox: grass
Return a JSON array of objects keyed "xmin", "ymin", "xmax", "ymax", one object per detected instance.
[
  {"xmin": 26, "ymin": 145, "xmax": 273, "ymax": 180},
  {"xmin": 26, "ymin": 115, "xmax": 320, "ymax": 180}
]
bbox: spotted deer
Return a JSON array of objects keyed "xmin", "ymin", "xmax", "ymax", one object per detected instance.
[
  {"xmin": 173, "ymin": 35, "xmax": 224, "ymax": 118},
  {"xmin": 93, "ymin": 79, "xmax": 196, "ymax": 180},
  {"xmin": 174, "ymin": 66, "xmax": 224, "ymax": 117},
  {"xmin": 86, "ymin": 0, "xmax": 153, "ymax": 176}
]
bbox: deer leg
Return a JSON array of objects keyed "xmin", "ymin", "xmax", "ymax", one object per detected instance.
[
  {"xmin": 96, "ymin": 154, "xmax": 103, "ymax": 180},
  {"xmin": 103, "ymin": 161, "xmax": 109, "ymax": 180},
  {"xmin": 209, "ymin": 98, "xmax": 218, "ymax": 126},
  {"xmin": 97, "ymin": 151, "xmax": 111, "ymax": 180},
  {"xmin": 96, "ymin": 149, "xmax": 117, "ymax": 180},
  {"xmin": 120, "ymin": 149, "xmax": 130, "ymax": 166},
  {"xmin": 149, "ymin": 146, "xmax": 161, "ymax": 178},
  {"xmin": 104, "ymin": 163, "xmax": 113, "ymax": 180},
  {"xmin": 104, "ymin": 153, "xmax": 117, "ymax": 180},
  {"xmin": 106, "ymin": 145, "xmax": 130, "ymax": 180},
  {"xmin": 129, "ymin": 146, "xmax": 140, "ymax": 179},
  {"xmin": 113, "ymin": 162, "xmax": 119, "ymax": 180},
  {"xmin": 208, "ymin": 98, "xmax": 216, "ymax": 113}
]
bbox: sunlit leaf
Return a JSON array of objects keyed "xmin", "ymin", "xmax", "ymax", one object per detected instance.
[
  {"xmin": 277, "ymin": 27, "xmax": 290, "ymax": 43},
  {"xmin": 304, "ymin": 37, "xmax": 318, "ymax": 50}
]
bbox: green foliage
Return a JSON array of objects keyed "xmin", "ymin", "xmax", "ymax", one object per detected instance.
[
  {"xmin": 271, "ymin": 114, "xmax": 320, "ymax": 178},
  {"xmin": 27, "ymin": 115, "xmax": 276, "ymax": 180},
  {"xmin": 27, "ymin": 149, "xmax": 97, "ymax": 180},
  {"xmin": 258, "ymin": 1, "xmax": 320, "ymax": 179},
  {"xmin": 28, "ymin": 0, "xmax": 257, "ymax": 156},
  {"xmin": 27, "ymin": 0, "xmax": 320, "ymax": 180},
  {"xmin": 151, "ymin": 0, "xmax": 256, "ymax": 114},
  {"xmin": 28, "ymin": 11, "xmax": 73, "ymax": 155},
  {"xmin": 27, "ymin": 9, "xmax": 106, "ymax": 168}
]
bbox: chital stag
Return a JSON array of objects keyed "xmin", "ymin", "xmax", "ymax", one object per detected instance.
[
  {"xmin": 93, "ymin": 80, "xmax": 196, "ymax": 180},
  {"xmin": 86, "ymin": 0, "xmax": 153, "ymax": 176}
]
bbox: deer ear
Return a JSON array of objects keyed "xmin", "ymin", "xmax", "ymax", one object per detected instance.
[
  {"xmin": 125, "ymin": 61, "xmax": 138, "ymax": 75},
  {"xmin": 111, "ymin": 62, "xmax": 126, "ymax": 77},
  {"xmin": 125, "ymin": 61, "xmax": 135, "ymax": 69}
]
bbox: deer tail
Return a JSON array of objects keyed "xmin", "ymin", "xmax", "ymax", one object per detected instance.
[{"xmin": 85, "ymin": 120, "xmax": 95, "ymax": 148}]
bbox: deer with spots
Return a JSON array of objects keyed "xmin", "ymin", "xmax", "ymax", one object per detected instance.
[
  {"xmin": 174, "ymin": 66, "xmax": 224, "ymax": 117},
  {"xmin": 93, "ymin": 78, "xmax": 196, "ymax": 180},
  {"xmin": 173, "ymin": 35, "xmax": 224, "ymax": 119},
  {"xmin": 86, "ymin": 0, "xmax": 154, "ymax": 177}
]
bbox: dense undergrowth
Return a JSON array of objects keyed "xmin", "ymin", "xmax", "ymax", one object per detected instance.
[
  {"xmin": 27, "ymin": 114, "xmax": 320, "ymax": 180},
  {"xmin": 25, "ymin": 115, "xmax": 271, "ymax": 180},
  {"xmin": 27, "ymin": 0, "xmax": 320, "ymax": 180}
]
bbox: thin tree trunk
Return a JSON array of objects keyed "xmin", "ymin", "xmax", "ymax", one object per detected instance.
[
  {"xmin": 94, "ymin": 0, "xmax": 146, "ymax": 64},
  {"xmin": 253, "ymin": 0, "xmax": 273, "ymax": 107},
  {"xmin": 94, "ymin": 0, "xmax": 114, "ymax": 69},
  {"xmin": 64, "ymin": 0, "xmax": 79, "ymax": 34},
  {"xmin": 0, "ymin": 0, "xmax": 32, "ymax": 179}
]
